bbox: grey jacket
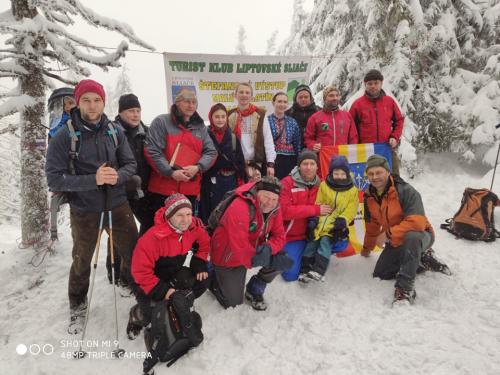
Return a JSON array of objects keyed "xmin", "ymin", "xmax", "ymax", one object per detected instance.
[{"xmin": 46, "ymin": 109, "xmax": 137, "ymax": 213}]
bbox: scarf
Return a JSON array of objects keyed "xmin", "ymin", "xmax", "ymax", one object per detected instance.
[
  {"xmin": 234, "ymin": 104, "xmax": 259, "ymax": 139},
  {"xmin": 325, "ymin": 173, "xmax": 353, "ymax": 192}
]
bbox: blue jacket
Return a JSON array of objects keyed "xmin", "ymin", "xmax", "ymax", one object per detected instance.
[{"xmin": 46, "ymin": 109, "xmax": 137, "ymax": 213}]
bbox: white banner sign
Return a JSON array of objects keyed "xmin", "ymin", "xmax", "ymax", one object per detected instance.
[{"xmin": 162, "ymin": 52, "xmax": 312, "ymax": 118}]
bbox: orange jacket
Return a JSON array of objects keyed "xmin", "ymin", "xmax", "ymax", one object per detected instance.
[{"xmin": 363, "ymin": 176, "xmax": 433, "ymax": 249}]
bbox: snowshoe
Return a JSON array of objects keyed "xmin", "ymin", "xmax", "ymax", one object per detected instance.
[
  {"xmin": 420, "ymin": 248, "xmax": 452, "ymax": 276},
  {"xmin": 244, "ymin": 291, "xmax": 267, "ymax": 311},
  {"xmin": 392, "ymin": 287, "xmax": 416, "ymax": 306},
  {"xmin": 68, "ymin": 298, "xmax": 87, "ymax": 334}
]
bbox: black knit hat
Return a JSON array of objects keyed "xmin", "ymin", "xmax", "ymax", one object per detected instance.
[
  {"xmin": 255, "ymin": 176, "xmax": 282, "ymax": 195},
  {"xmin": 364, "ymin": 69, "xmax": 384, "ymax": 82},
  {"xmin": 297, "ymin": 150, "xmax": 318, "ymax": 166},
  {"xmin": 118, "ymin": 93, "xmax": 141, "ymax": 112},
  {"xmin": 293, "ymin": 84, "xmax": 313, "ymax": 102},
  {"xmin": 328, "ymin": 155, "xmax": 350, "ymax": 176}
]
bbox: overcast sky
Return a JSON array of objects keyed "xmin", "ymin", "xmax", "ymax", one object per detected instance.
[{"xmin": 0, "ymin": 0, "xmax": 313, "ymax": 123}]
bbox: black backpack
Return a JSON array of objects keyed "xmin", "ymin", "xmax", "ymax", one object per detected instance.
[
  {"xmin": 441, "ymin": 188, "xmax": 500, "ymax": 242},
  {"xmin": 205, "ymin": 189, "xmax": 256, "ymax": 235},
  {"xmin": 143, "ymin": 291, "xmax": 203, "ymax": 374}
]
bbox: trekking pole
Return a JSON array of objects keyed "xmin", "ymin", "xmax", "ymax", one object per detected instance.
[
  {"xmin": 107, "ymin": 184, "xmax": 126, "ymax": 358},
  {"xmin": 74, "ymin": 210, "xmax": 105, "ymax": 359},
  {"xmin": 490, "ymin": 124, "xmax": 500, "ymax": 191}
]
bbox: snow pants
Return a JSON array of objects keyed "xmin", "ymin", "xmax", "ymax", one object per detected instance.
[{"xmin": 373, "ymin": 231, "xmax": 433, "ymax": 291}]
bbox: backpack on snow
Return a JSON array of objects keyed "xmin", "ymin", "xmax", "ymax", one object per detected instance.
[
  {"xmin": 440, "ymin": 188, "xmax": 500, "ymax": 242},
  {"xmin": 142, "ymin": 291, "xmax": 203, "ymax": 374},
  {"xmin": 205, "ymin": 189, "xmax": 256, "ymax": 236}
]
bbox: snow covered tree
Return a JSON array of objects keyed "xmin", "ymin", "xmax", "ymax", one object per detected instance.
[
  {"xmin": 280, "ymin": 0, "xmax": 500, "ymax": 169},
  {"xmin": 266, "ymin": 30, "xmax": 278, "ymax": 55},
  {"xmin": 235, "ymin": 25, "xmax": 249, "ymax": 55},
  {"xmin": 0, "ymin": 0, "xmax": 154, "ymax": 246},
  {"xmin": 106, "ymin": 64, "xmax": 133, "ymax": 118}
]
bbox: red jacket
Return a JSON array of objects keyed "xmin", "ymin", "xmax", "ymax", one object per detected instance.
[
  {"xmin": 280, "ymin": 175, "xmax": 320, "ymax": 242},
  {"xmin": 304, "ymin": 109, "xmax": 358, "ymax": 149},
  {"xmin": 349, "ymin": 93, "xmax": 404, "ymax": 143},
  {"xmin": 211, "ymin": 183, "xmax": 286, "ymax": 268},
  {"xmin": 131, "ymin": 207, "xmax": 210, "ymax": 300}
]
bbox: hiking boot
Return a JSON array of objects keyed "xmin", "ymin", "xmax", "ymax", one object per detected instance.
[
  {"xmin": 298, "ymin": 273, "xmax": 311, "ymax": 284},
  {"xmin": 392, "ymin": 287, "xmax": 416, "ymax": 306},
  {"xmin": 68, "ymin": 298, "xmax": 88, "ymax": 334},
  {"xmin": 420, "ymin": 248, "xmax": 452, "ymax": 275},
  {"xmin": 245, "ymin": 291, "xmax": 267, "ymax": 311},
  {"xmin": 126, "ymin": 304, "xmax": 144, "ymax": 340},
  {"xmin": 306, "ymin": 271, "xmax": 325, "ymax": 282}
]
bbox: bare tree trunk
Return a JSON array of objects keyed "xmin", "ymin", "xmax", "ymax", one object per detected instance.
[{"xmin": 12, "ymin": 0, "xmax": 49, "ymax": 244}]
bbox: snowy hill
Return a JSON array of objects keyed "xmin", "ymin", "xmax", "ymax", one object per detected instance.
[{"xmin": 1, "ymin": 158, "xmax": 499, "ymax": 375}]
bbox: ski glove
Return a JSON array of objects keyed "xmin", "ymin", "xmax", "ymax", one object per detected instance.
[
  {"xmin": 271, "ymin": 251, "xmax": 294, "ymax": 271},
  {"xmin": 329, "ymin": 217, "xmax": 349, "ymax": 243},
  {"xmin": 251, "ymin": 244, "xmax": 272, "ymax": 267},
  {"xmin": 306, "ymin": 217, "xmax": 319, "ymax": 241}
]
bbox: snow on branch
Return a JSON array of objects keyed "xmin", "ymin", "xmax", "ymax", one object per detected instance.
[
  {"xmin": 0, "ymin": 61, "xmax": 28, "ymax": 75},
  {"xmin": 42, "ymin": 69, "xmax": 78, "ymax": 85},
  {"xmin": 69, "ymin": 0, "xmax": 155, "ymax": 51},
  {"xmin": 0, "ymin": 86, "xmax": 21, "ymax": 99},
  {"xmin": 0, "ymin": 95, "xmax": 41, "ymax": 119},
  {"xmin": 0, "ymin": 123, "xmax": 18, "ymax": 135}
]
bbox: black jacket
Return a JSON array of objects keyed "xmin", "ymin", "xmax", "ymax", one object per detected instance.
[
  {"xmin": 204, "ymin": 127, "xmax": 245, "ymax": 181},
  {"xmin": 285, "ymin": 102, "xmax": 321, "ymax": 148},
  {"xmin": 115, "ymin": 115, "xmax": 150, "ymax": 193},
  {"xmin": 46, "ymin": 109, "xmax": 137, "ymax": 213}
]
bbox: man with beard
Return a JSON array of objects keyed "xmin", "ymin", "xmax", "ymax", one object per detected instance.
[{"xmin": 304, "ymin": 86, "xmax": 358, "ymax": 151}]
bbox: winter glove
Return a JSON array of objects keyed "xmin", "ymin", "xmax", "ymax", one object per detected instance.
[
  {"xmin": 251, "ymin": 244, "xmax": 272, "ymax": 268},
  {"xmin": 306, "ymin": 217, "xmax": 319, "ymax": 241},
  {"xmin": 329, "ymin": 217, "xmax": 349, "ymax": 244},
  {"xmin": 271, "ymin": 251, "xmax": 294, "ymax": 271}
]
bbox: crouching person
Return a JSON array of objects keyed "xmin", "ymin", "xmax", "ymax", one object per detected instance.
[
  {"xmin": 361, "ymin": 155, "xmax": 449, "ymax": 305},
  {"xmin": 209, "ymin": 176, "xmax": 292, "ymax": 311},
  {"xmin": 299, "ymin": 155, "xmax": 358, "ymax": 282},
  {"xmin": 128, "ymin": 194, "xmax": 209, "ymax": 371}
]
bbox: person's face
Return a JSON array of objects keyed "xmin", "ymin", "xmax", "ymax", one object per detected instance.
[
  {"xmin": 299, "ymin": 159, "xmax": 318, "ymax": 182},
  {"xmin": 365, "ymin": 80, "xmax": 383, "ymax": 96},
  {"xmin": 168, "ymin": 207, "xmax": 193, "ymax": 232},
  {"xmin": 332, "ymin": 169, "xmax": 347, "ymax": 180},
  {"xmin": 120, "ymin": 107, "xmax": 141, "ymax": 127},
  {"xmin": 176, "ymin": 98, "xmax": 197, "ymax": 119},
  {"xmin": 211, "ymin": 109, "xmax": 227, "ymax": 128},
  {"xmin": 63, "ymin": 96, "xmax": 76, "ymax": 113},
  {"xmin": 324, "ymin": 90, "xmax": 341, "ymax": 108},
  {"xmin": 257, "ymin": 190, "xmax": 279, "ymax": 214},
  {"xmin": 235, "ymin": 85, "xmax": 252, "ymax": 107},
  {"xmin": 78, "ymin": 92, "xmax": 104, "ymax": 123},
  {"xmin": 296, "ymin": 90, "xmax": 312, "ymax": 108},
  {"xmin": 366, "ymin": 166, "xmax": 390, "ymax": 191},
  {"xmin": 273, "ymin": 94, "xmax": 288, "ymax": 115}
]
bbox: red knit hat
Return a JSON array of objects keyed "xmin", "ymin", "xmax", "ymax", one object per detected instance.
[
  {"xmin": 74, "ymin": 79, "xmax": 106, "ymax": 105},
  {"xmin": 164, "ymin": 194, "xmax": 192, "ymax": 219}
]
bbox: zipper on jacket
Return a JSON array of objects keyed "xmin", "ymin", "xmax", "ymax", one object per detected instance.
[
  {"xmin": 319, "ymin": 191, "xmax": 338, "ymax": 234},
  {"xmin": 332, "ymin": 112, "xmax": 336, "ymax": 145},
  {"xmin": 256, "ymin": 206, "xmax": 279, "ymax": 248}
]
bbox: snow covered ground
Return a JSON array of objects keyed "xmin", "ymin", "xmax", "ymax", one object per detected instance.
[{"xmin": 1, "ymin": 157, "xmax": 499, "ymax": 375}]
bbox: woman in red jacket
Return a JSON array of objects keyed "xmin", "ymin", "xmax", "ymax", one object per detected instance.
[
  {"xmin": 279, "ymin": 150, "xmax": 332, "ymax": 281},
  {"xmin": 127, "ymin": 194, "xmax": 209, "ymax": 339}
]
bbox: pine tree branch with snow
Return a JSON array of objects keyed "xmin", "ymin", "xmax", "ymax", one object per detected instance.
[{"xmin": 0, "ymin": 0, "xmax": 154, "ymax": 246}]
